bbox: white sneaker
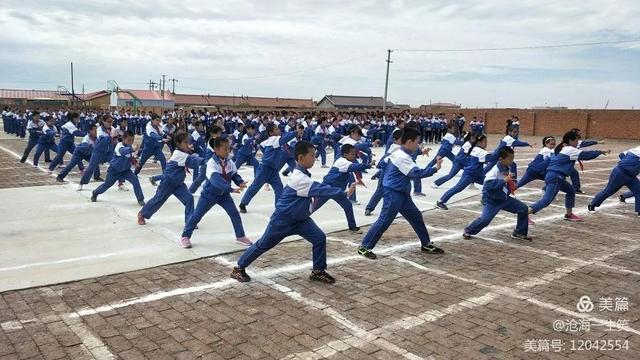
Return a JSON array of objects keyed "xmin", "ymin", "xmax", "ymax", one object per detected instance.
[
  {"xmin": 263, "ymin": 184, "xmax": 271, "ymax": 191},
  {"xmin": 467, "ymin": 184, "xmax": 477, "ymax": 190},
  {"xmin": 76, "ymin": 184, "xmax": 83, "ymax": 191},
  {"xmin": 431, "ymin": 183, "xmax": 439, "ymax": 189},
  {"xmin": 118, "ymin": 184, "xmax": 129, "ymax": 192}
]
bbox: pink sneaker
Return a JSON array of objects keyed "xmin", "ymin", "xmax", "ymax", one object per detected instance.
[
  {"xmin": 563, "ymin": 213, "xmax": 583, "ymax": 222},
  {"xmin": 528, "ymin": 217, "xmax": 535, "ymax": 225},
  {"xmin": 235, "ymin": 236, "xmax": 253, "ymax": 246},
  {"xmin": 180, "ymin": 237, "xmax": 192, "ymax": 248}
]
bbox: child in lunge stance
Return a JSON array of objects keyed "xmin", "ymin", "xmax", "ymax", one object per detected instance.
[
  {"xmin": 180, "ymin": 137, "xmax": 252, "ymax": 249},
  {"xmin": 462, "ymin": 147, "xmax": 531, "ymax": 240},
  {"xmin": 588, "ymin": 146, "xmax": 640, "ymax": 216},
  {"xmin": 358, "ymin": 128, "xmax": 444, "ymax": 260},
  {"xmin": 231, "ymin": 141, "xmax": 356, "ymax": 284}
]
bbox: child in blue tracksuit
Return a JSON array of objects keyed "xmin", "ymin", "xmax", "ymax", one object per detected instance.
[
  {"xmin": 135, "ymin": 115, "xmax": 167, "ymax": 175},
  {"xmin": 231, "ymin": 141, "xmax": 355, "ymax": 284},
  {"xmin": 138, "ymin": 131, "xmax": 204, "ymax": 225},
  {"xmin": 516, "ymin": 136, "xmax": 556, "ymax": 189},
  {"xmin": 311, "ymin": 119, "xmax": 329, "ymax": 167},
  {"xmin": 280, "ymin": 125, "xmax": 305, "ymax": 176},
  {"xmin": 180, "ymin": 137, "xmax": 252, "ymax": 249},
  {"xmin": 463, "ymin": 147, "xmax": 531, "ymax": 240},
  {"xmin": 312, "ymin": 143, "xmax": 370, "ymax": 231},
  {"xmin": 32, "ymin": 116, "xmax": 58, "ymax": 168},
  {"xmin": 78, "ymin": 116, "xmax": 113, "ymax": 190},
  {"xmin": 432, "ymin": 132, "xmax": 475, "ymax": 189},
  {"xmin": 234, "ymin": 124, "xmax": 260, "ymax": 177},
  {"xmin": 436, "ymin": 135, "xmax": 498, "ymax": 210},
  {"xmin": 48, "ymin": 112, "xmax": 85, "ymax": 173},
  {"xmin": 425, "ymin": 128, "xmax": 463, "ymax": 169},
  {"xmin": 239, "ymin": 123, "xmax": 296, "ymax": 213},
  {"xmin": 570, "ymin": 128, "xmax": 604, "ymax": 194},
  {"xmin": 185, "ymin": 125, "xmax": 222, "ymax": 192},
  {"xmin": 529, "ymin": 131, "xmax": 610, "ymax": 222},
  {"xmin": 20, "ymin": 113, "xmax": 46, "ymax": 163},
  {"xmin": 90, "ymin": 131, "xmax": 145, "ymax": 205},
  {"xmin": 483, "ymin": 128, "xmax": 533, "ymax": 180},
  {"xmin": 588, "ymin": 146, "xmax": 640, "ymax": 216},
  {"xmin": 358, "ymin": 128, "xmax": 445, "ymax": 259},
  {"xmin": 56, "ymin": 125, "xmax": 97, "ymax": 182},
  {"xmin": 365, "ymin": 129, "xmax": 403, "ymax": 216}
]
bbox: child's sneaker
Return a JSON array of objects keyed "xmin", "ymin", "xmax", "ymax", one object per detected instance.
[
  {"xmin": 263, "ymin": 184, "xmax": 271, "ymax": 191},
  {"xmin": 46, "ymin": 170, "xmax": 53, "ymax": 175},
  {"xmin": 364, "ymin": 209, "xmax": 372, "ymax": 216},
  {"xmin": 511, "ymin": 232, "xmax": 533, "ymax": 241},
  {"xmin": 564, "ymin": 213, "xmax": 583, "ymax": 222},
  {"xmin": 349, "ymin": 226, "xmax": 362, "ymax": 234},
  {"xmin": 357, "ymin": 246, "xmax": 377, "ymax": 259},
  {"xmin": 235, "ymin": 236, "xmax": 253, "ymax": 246},
  {"xmin": 281, "ymin": 170, "xmax": 289, "ymax": 177},
  {"xmin": 587, "ymin": 204, "xmax": 596, "ymax": 212},
  {"xmin": 321, "ymin": 165, "xmax": 329, "ymax": 169},
  {"xmin": 137, "ymin": 212, "xmax": 146, "ymax": 225},
  {"xmin": 575, "ymin": 189, "xmax": 584, "ymax": 194},
  {"xmin": 528, "ymin": 217, "xmax": 535, "ymax": 225},
  {"xmin": 149, "ymin": 177, "xmax": 157, "ymax": 186},
  {"xmin": 76, "ymin": 184, "xmax": 83, "ymax": 191},
  {"xmin": 90, "ymin": 193, "xmax": 97, "ymax": 202},
  {"xmin": 76, "ymin": 170, "xmax": 84, "ymax": 175},
  {"xmin": 309, "ymin": 270, "xmax": 335, "ymax": 284},
  {"xmin": 138, "ymin": 200, "xmax": 145, "ymax": 206},
  {"xmin": 462, "ymin": 232, "xmax": 472, "ymax": 240},
  {"xmin": 421, "ymin": 243, "xmax": 445, "ymax": 254},
  {"xmin": 619, "ymin": 194, "xmax": 626, "ymax": 203},
  {"xmin": 118, "ymin": 184, "xmax": 129, "ymax": 191},
  {"xmin": 231, "ymin": 267, "xmax": 251, "ymax": 282},
  {"xmin": 435, "ymin": 201, "xmax": 448, "ymax": 210},
  {"xmin": 55, "ymin": 176, "xmax": 64, "ymax": 183},
  {"xmin": 467, "ymin": 184, "xmax": 477, "ymax": 190},
  {"xmin": 94, "ymin": 176, "xmax": 104, "ymax": 182},
  {"xmin": 431, "ymin": 183, "xmax": 439, "ymax": 189},
  {"xmin": 239, "ymin": 204, "xmax": 247, "ymax": 213},
  {"xmin": 413, "ymin": 192, "xmax": 426, "ymax": 197},
  {"xmin": 350, "ymin": 200, "xmax": 360, "ymax": 205},
  {"xmin": 180, "ymin": 237, "xmax": 192, "ymax": 248}
]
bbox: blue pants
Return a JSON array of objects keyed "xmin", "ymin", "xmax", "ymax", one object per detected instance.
[
  {"xmin": 516, "ymin": 170, "xmax": 544, "ymax": 188},
  {"xmin": 530, "ymin": 175, "xmax": 575, "ymax": 213},
  {"xmin": 591, "ymin": 168, "xmax": 640, "ymax": 213},
  {"xmin": 332, "ymin": 143, "xmax": 341, "ymax": 162},
  {"xmin": 33, "ymin": 143, "xmax": 57, "ymax": 167},
  {"xmin": 150, "ymin": 173, "xmax": 164, "ymax": 183},
  {"xmin": 440, "ymin": 173, "xmax": 483, "ymax": 204},
  {"xmin": 188, "ymin": 163, "xmax": 207, "ymax": 193},
  {"xmin": 140, "ymin": 181, "xmax": 193, "ymax": 222},
  {"xmin": 465, "ymin": 197, "xmax": 529, "ymax": 235},
  {"xmin": 49, "ymin": 141, "xmax": 81, "ymax": 171},
  {"xmin": 80, "ymin": 151, "xmax": 108, "ymax": 184},
  {"xmin": 361, "ymin": 189, "xmax": 430, "ymax": 250},
  {"xmin": 240, "ymin": 166, "xmax": 283, "ymax": 206},
  {"xmin": 365, "ymin": 172, "xmax": 385, "ymax": 212},
  {"xmin": 21, "ymin": 136, "xmax": 40, "ymax": 161},
  {"xmin": 93, "ymin": 170, "xmax": 144, "ymax": 202},
  {"xmin": 434, "ymin": 161, "xmax": 463, "ymax": 187},
  {"xmin": 182, "ymin": 191, "xmax": 245, "ymax": 238},
  {"xmin": 622, "ymin": 191, "xmax": 634, "ymax": 199},
  {"xmin": 281, "ymin": 157, "xmax": 296, "ymax": 174},
  {"xmin": 234, "ymin": 153, "xmax": 259, "ymax": 177},
  {"xmin": 315, "ymin": 145, "xmax": 327, "ymax": 165},
  {"xmin": 312, "ymin": 192, "xmax": 357, "ymax": 229},
  {"xmin": 58, "ymin": 152, "xmax": 93, "ymax": 180},
  {"xmin": 570, "ymin": 168, "xmax": 581, "ymax": 191},
  {"xmin": 412, "ymin": 178, "xmax": 422, "ymax": 193},
  {"xmin": 135, "ymin": 146, "xmax": 166, "ymax": 175},
  {"xmin": 237, "ymin": 217, "xmax": 327, "ymax": 270}
]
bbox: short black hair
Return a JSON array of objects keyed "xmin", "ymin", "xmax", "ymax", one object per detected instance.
[
  {"xmin": 400, "ymin": 127, "xmax": 420, "ymax": 144},
  {"xmin": 68, "ymin": 112, "xmax": 79, "ymax": 120},
  {"xmin": 498, "ymin": 146, "xmax": 514, "ymax": 159},
  {"xmin": 295, "ymin": 141, "xmax": 315, "ymax": 160},
  {"xmin": 87, "ymin": 124, "xmax": 97, "ymax": 132},
  {"xmin": 123, "ymin": 130, "xmax": 134, "ymax": 139},
  {"xmin": 245, "ymin": 124, "xmax": 255, "ymax": 130},
  {"xmin": 349, "ymin": 126, "xmax": 362, "ymax": 136},
  {"xmin": 297, "ymin": 124, "xmax": 305, "ymax": 131},
  {"xmin": 209, "ymin": 125, "xmax": 222, "ymax": 135},
  {"xmin": 392, "ymin": 129, "xmax": 403, "ymax": 141},
  {"xmin": 266, "ymin": 123, "xmax": 277, "ymax": 135},
  {"xmin": 341, "ymin": 143, "xmax": 355, "ymax": 155},
  {"xmin": 172, "ymin": 130, "xmax": 189, "ymax": 146},
  {"xmin": 212, "ymin": 137, "xmax": 229, "ymax": 149}
]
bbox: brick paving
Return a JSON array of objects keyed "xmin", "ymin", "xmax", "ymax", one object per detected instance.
[{"xmin": 1, "ymin": 134, "xmax": 639, "ymax": 359}]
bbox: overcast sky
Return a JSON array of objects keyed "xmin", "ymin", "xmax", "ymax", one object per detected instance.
[{"xmin": 1, "ymin": 0, "xmax": 639, "ymax": 108}]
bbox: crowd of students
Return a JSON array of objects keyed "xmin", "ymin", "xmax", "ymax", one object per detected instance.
[{"xmin": 2, "ymin": 106, "xmax": 636, "ymax": 284}]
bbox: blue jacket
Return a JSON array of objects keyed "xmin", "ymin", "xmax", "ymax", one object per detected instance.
[
  {"xmin": 273, "ymin": 166, "xmax": 345, "ymax": 223},
  {"xmin": 94, "ymin": 126, "xmax": 113, "ymax": 154},
  {"xmin": 202, "ymin": 155, "xmax": 244, "ymax": 196},
  {"xmin": 37, "ymin": 124, "xmax": 57, "ymax": 145},
  {"xmin": 493, "ymin": 135, "xmax": 530, "ymax": 155},
  {"xmin": 526, "ymin": 147, "xmax": 554, "ymax": 175},
  {"xmin": 190, "ymin": 130, "xmax": 206, "ymax": 157},
  {"xmin": 383, "ymin": 147, "xmax": 439, "ymax": 194},
  {"xmin": 143, "ymin": 122, "xmax": 165, "ymax": 150},
  {"xmin": 59, "ymin": 121, "xmax": 85, "ymax": 144},
  {"xmin": 482, "ymin": 163, "xmax": 512, "ymax": 203},
  {"xmin": 464, "ymin": 146, "xmax": 498, "ymax": 177},
  {"xmin": 258, "ymin": 131, "xmax": 296, "ymax": 169},
  {"xmin": 617, "ymin": 146, "xmax": 640, "ymax": 177},
  {"xmin": 163, "ymin": 150, "xmax": 204, "ymax": 185},
  {"xmin": 108, "ymin": 142, "xmax": 135, "ymax": 174},
  {"xmin": 237, "ymin": 133, "xmax": 258, "ymax": 156},
  {"xmin": 545, "ymin": 146, "xmax": 602, "ymax": 179},
  {"xmin": 76, "ymin": 135, "xmax": 95, "ymax": 157},
  {"xmin": 437, "ymin": 133, "xmax": 464, "ymax": 161},
  {"xmin": 323, "ymin": 157, "xmax": 370, "ymax": 189}
]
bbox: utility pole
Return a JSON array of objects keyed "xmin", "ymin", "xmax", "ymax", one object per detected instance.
[
  {"xmin": 70, "ymin": 62, "xmax": 75, "ymax": 105},
  {"xmin": 169, "ymin": 78, "xmax": 178, "ymax": 94},
  {"xmin": 148, "ymin": 80, "xmax": 157, "ymax": 90},
  {"xmin": 383, "ymin": 49, "xmax": 393, "ymax": 112},
  {"xmin": 161, "ymin": 74, "xmax": 167, "ymax": 109}
]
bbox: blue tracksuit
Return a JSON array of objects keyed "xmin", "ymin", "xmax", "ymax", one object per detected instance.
[
  {"xmin": 189, "ymin": 130, "xmax": 207, "ymax": 187},
  {"xmin": 591, "ymin": 147, "xmax": 640, "ymax": 213},
  {"xmin": 58, "ymin": 135, "xmax": 96, "ymax": 180},
  {"xmin": 426, "ymin": 133, "xmax": 463, "ymax": 168},
  {"xmin": 135, "ymin": 123, "xmax": 166, "ymax": 175},
  {"xmin": 434, "ymin": 141, "xmax": 473, "ymax": 187},
  {"xmin": 49, "ymin": 121, "xmax": 85, "ymax": 171},
  {"xmin": 311, "ymin": 126, "xmax": 328, "ymax": 165},
  {"xmin": 517, "ymin": 147, "xmax": 553, "ymax": 188},
  {"xmin": 365, "ymin": 144, "xmax": 401, "ymax": 213},
  {"xmin": 483, "ymin": 135, "xmax": 530, "ymax": 179},
  {"xmin": 237, "ymin": 166, "xmax": 345, "ymax": 270},
  {"xmin": 234, "ymin": 133, "xmax": 260, "ymax": 177},
  {"xmin": 140, "ymin": 150, "xmax": 204, "ymax": 222},
  {"xmin": 183, "ymin": 155, "xmax": 246, "ymax": 239},
  {"xmin": 440, "ymin": 146, "xmax": 498, "ymax": 204},
  {"xmin": 80, "ymin": 126, "xmax": 113, "ymax": 185},
  {"xmin": 240, "ymin": 131, "xmax": 296, "ymax": 207},
  {"xmin": 530, "ymin": 146, "xmax": 604, "ymax": 213},
  {"xmin": 33, "ymin": 124, "xmax": 58, "ymax": 167},
  {"xmin": 280, "ymin": 136, "xmax": 300, "ymax": 175},
  {"xmin": 361, "ymin": 147, "xmax": 440, "ymax": 250},
  {"xmin": 570, "ymin": 139, "xmax": 600, "ymax": 191},
  {"xmin": 312, "ymin": 157, "xmax": 369, "ymax": 229},
  {"xmin": 21, "ymin": 119, "xmax": 46, "ymax": 162},
  {"xmin": 92, "ymin": 143, "xmax": 144, "ymax": 202},
  {"xmin": 464, "ymin": 163, "xmax": 529, "ymax": 235}
]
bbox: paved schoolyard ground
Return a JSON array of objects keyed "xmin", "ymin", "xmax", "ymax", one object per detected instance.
[{"xmin": 0, "ymin": 130, "xmax": 639, "ymax": 359}]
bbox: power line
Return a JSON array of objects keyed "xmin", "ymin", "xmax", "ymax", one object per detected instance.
[{"xmin": 394, "ymin": 38, "xmax": 640, "ymax": 53}]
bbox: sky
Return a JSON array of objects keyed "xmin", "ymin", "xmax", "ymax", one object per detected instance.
[{"xmin": 0, "ymin": 0, "xmax": 639, "ymax": 109}]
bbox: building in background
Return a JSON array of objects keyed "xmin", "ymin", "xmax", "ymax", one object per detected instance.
[
  {"xmin": 317, "ymin": 95, "xmax": 393, "ymax": 110},
  {"xmin": 0, "ymin": 89, "xmax": 74, "ymax": 107},
  {"xmin": 419, "ymin": 102, "xmax": 461, "ymax": 111},
  {"xmin": 174, "ymin": 94, "xmax": 314, "ymax": 109},
  {"xmin": 110, "ymin": 90, "xmax": 175, "ymax": 109}
]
